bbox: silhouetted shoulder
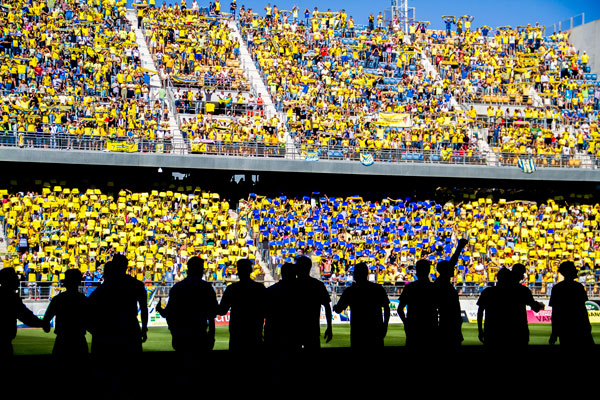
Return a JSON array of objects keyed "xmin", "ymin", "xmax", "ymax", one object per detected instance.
[
  {"xmin": 476, "ymin": 285, "xmax": 495, "ymax": 306},
  {"xmin": 549, "ymin": 280, "xmax": 588, "ymax": 306},
  {"xmin": 297, "ymin": 276, "xmax": 330, "ymax": 305}
]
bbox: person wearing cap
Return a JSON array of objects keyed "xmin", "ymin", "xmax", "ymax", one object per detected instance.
[
  {"xmin": 549, "ymin": 261, "xmax": 594, "ymax": 348},
  {"xmin": 42, "ymin": 268, "xmax": 89, "ymax": 360}
]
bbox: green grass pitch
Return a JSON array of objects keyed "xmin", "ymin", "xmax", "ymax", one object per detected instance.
[{"xmin": 11, "ymin": 324, "xmax": 600, "ymax": 355}]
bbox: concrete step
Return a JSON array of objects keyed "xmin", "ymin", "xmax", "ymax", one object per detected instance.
[
  {"xmin": 126, "ymin": 10, "xmax": 187, "ymax": 154},
  {"xmin": 230, "ymin": 21, "xmax": 298, "ymax": 158}
]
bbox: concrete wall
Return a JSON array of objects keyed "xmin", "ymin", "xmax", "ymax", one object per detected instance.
[
  {"xmin": 570, "ymin": 19, "xmax": 600, "ymax": 76},
  {"xmin": 1, "ymin": 148, "xmax": 599, "ymax": 182}
]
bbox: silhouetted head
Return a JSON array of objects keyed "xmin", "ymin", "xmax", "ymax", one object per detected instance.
[
  {"xmin": 237, "ymin": 258, "xmax": 252, "ymax": 281},
  {"xmin": 187, "ymin": 256, "xmax": 205, "ymax": 278},
  {"xmin": 0, "ymin": 267, "xmax": 19, "ymax": 291},
  {"xmin": 436, "ymin": 260, "xmax": 454, "ymax": 279},
  {"xmin": 102, "ymin": 261, "xmax": 116, "ymax": 282},
  {"xmin": 62, "ymin": 268, "xmax": 82, "ymax": 290},
  {"xmin": 558, "ymin": 261, "xmax": 577, "ymax": 281},
  {"xmin": 280, "ymin": 262, "xmax": 295, "ymax": 281},
  {"xmin": 415, "ymin": 259, "xmax": 431, "ymax": 281},
  {"xmin": 112, "ymin": 254, "xmax": 129, "ymax": 275},
  {"xmin": 295, "ymin": 255, "xmax": 312, "ymax": 277},
  {"xmin": 353, "ymin": 262, "xmax": 369, "ymax": 283},
  {"xmin": 511, "ymin": 263, "xmax": 526, "ymax": 283},
  {"xmin": 497, "ymin": 267, "xmax": 510, "ymax": 285}
]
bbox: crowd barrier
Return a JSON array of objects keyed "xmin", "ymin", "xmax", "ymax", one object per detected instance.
[
  {"xmin": 0, "ymin": 132, "xmax": 174, "ymax": 154},
  {"xmin": 19, "ymin": 279, "xmax": 589, "ymax": 301},
  {"xmin": 496, "ymin": 152, "xmax": 587, "ymax": 168}
]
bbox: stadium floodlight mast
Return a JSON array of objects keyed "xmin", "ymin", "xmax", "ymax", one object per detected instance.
[{"xmin": 391, "ymin": 0, "xmax": 415, "ymax": 32}]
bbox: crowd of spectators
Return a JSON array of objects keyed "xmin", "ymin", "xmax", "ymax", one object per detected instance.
[
  {"xmin": 0, "ymin": 0, "xmax": 173, "ymax": 152},
  {"xmin": 181, "ymin": 112, "xmax": 284, "ymax": 156},
  {"xmin": 1, "ymin": 187, "xmax": 261, "ymax": 286},
  {"xmin": 1, "ymin": 185, "xmax": 599, "ymax": 296},
  {"xmin": 238, "ymin": 7, "xmax": 481, "ymax": 161},
  {"xmin": 141, "ymin": 4, "xmax": 249, "ymax": 91},
  {"xmin": 423, "ymin": 21, "xmax": 599, "ymax": 161},
  {"xmin": 241, "ymin": 193, "xmax": 600, "ymax": 294},
  {"xmin": 2, "ymin": 0, "xmax": 598, "ymax": 164}
]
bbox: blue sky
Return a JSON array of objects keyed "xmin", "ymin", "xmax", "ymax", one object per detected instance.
[{"xmin": 154, "ymin": 0, "xmax": 599, "ymax": 30}]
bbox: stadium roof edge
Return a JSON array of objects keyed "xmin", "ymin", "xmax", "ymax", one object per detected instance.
[{"xmin": 0, "ymin": 148, "xmax": 599, "ymax": 182}]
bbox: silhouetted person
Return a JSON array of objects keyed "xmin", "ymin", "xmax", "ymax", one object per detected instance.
[
  {"xmin": 88, "ymin": 255, "xmax": 148, "ymax": 398},
  {"xmin": 89, "ymin": 256, "xmax": 148, "ymax": 359},
  {"xmin": 0, "ymin": 267, "xmax": 44, "ymax": 357},
  {"xmin": 333, "ymin": 262, "xmax": 390, "ymax": 351},
  {"xmin": 42, "ymin": 268, "xmax": 89, "ymax": 361},
  {"xmin": 508, "ymin": 263, "xmax": 544, "ymax": 347},
  {"xmin": 295, "ymin": 255, "xmax": 333, "ymax": 351},
  {"xmin": 398, "ymin": 259, "xmax": 438, "ymax": 349},
  {"xmin": 217, "ymin": 258, "xmax": 266, "ymax": 352},
  {"xmin": 477, "ymin": 267, "xmax": 511, "ymax": 348},
  {"xmin": 435, "ymin": 238, "xmax": 468, "ymax": 349},
  {"xmin": 549, "ymin": 261, "xmax": 593, "ymax": 348},
  {"xmin": 264, "ymin": 262, "xmax": 299, "ymax": 387},
  {"xmin": 156, "ymin": 256, "xmax": 217, "ymax": 356},
  {"xmin": 264, "ymin": 262, "xmax": 298, "ymax": 354}
]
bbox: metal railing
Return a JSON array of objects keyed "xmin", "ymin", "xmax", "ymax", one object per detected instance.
[
  {"xmin": 4, "ymin": 132, "xmax": 596, "ymax": 169},
  {"xmin": 495, "ymin": 152, "xmax": 592, "ymax": 168},
  {"xmin": 189, "ymin": 141, "xmax": 288, "ymax": 158},
  {"xmin": 19, "ymin": 279, "xmax": 592, "ymax": 301},
  {"xmin": 175, "ymin": 100, "xmax": 256, "ymax": 116},
  {"xmin": 552, "ymin": 13, "xmax": 585, "ymax": 33},
  {"xmin": 171, "ymin": 77, "xmax": 251, "ymax": 92},
  {"xmin": 0, "ymin": 132, "xmax": 174, "ymax": 154},
  {"xmin": 291, "ymin": 144, "xmax": 487, "ymax": 164}
]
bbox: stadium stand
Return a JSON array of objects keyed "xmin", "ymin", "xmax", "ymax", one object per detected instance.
[
  {"xmin": 3, "ymin": 184, "xmax": 598, "ymax": 296},
  {"xmin": 0, "ymin": 0, "xmax": 597, "ymax": 168},
  {"xmin": 243, "ymin": 193, "xmax": 600, "ymax": 294},
  {"xmin": 0, "ymin": 0, "xmax": 175, "ymax": 153},
  {"xmin": 238, "ymin": 8, "xmax": 484, "ymax": 163},
  {"xmin": 0, "ymin": 187, "xmax": 263, "ymax": 285}
]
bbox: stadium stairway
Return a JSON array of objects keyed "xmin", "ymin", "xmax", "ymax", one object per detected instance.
[
  {"xmin": 470, "ymin": 126, "xmax": 498, "ymax": 166},
  {"xmin": 230, "ymin": 21, "xmax": 299, "ymax": 159},
  {"xmin": 0, "ymin": 221, "xmax": 8, "ymax": 268},
  {"xmin": 420, "ymin": 51, "xmax": 462, "ymax": 111},
  {"xmin": 126, "ymin": 9, "xmax": 188, "ymax": 154}
]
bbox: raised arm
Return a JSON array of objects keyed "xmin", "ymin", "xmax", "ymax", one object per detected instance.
[{"xmin": 449, "ymin": 238, "xmax": 468, "ymax": 268}]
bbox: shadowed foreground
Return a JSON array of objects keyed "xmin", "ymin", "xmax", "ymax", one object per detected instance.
[
  {"xmin": 3, "ymin": 345, "xmax": 599, "ymax": 397},
  {"xmin": 3, "ymin": 325, "xmax": 599, "ymax": 398}
]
